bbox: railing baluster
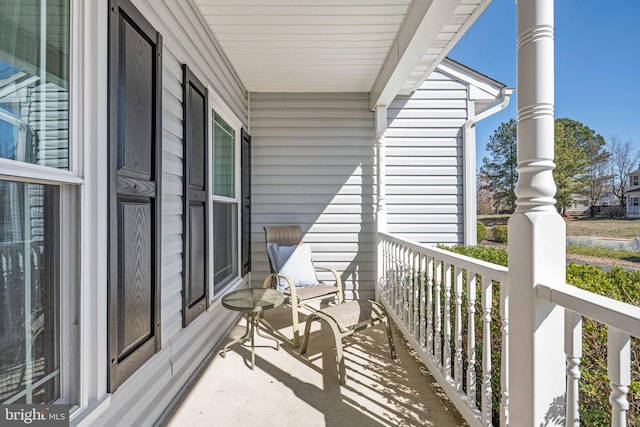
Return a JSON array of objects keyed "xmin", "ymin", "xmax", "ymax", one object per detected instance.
[
  {"xmin": 435, "ymin": 259, "xmax": 442, "ymax": 367},
  {"xmin": 419, "ymin": 253, "xmax": 427, "ymax": 347},
  {"xmin": 467, "ymin": 270, "xmax": 477, "ymax": 409},
  {"xmin": 398, "ymin": 247, "xmax": 407, "ymax": 325},
  {"xmin": 454, "ymin": 265, "xmax": 463, "ymax": 392},
  {"xmin": 426, "ymin": 256, "xmax": 434, "ymax": 359},
  {"xmin": 404, "ymin": 247, "xmax": 411, "ymax": 327},
  {"xmin": 565, "ymin": 310, "xmax": 582, "ymax": 427},
  {"xmin": 413, "ymin": 250, "xmax": 420, "ymax": 337},
  {"xmin": 405, "ymin": 248, "xmax": 411, "ymax": 330},
  {"xmin": 443, "ymin": 262, "xmax": 452, "ymax": 379},
  {"xmin": 608, "ymin": 327, "xmax": 631, "ymax": 427},
  {"xmin": 380, "ymin": 240, "xmax": 387, "ymax": 299},
  {"xmin": 407, "ymin": 248, "xmax": 412, "ymax": 326},
  {"xmin": 481, "ymin": 276, "xmax": 492, "ymax": 426},
  {"xmin": 500, "ymin": 281, "xmax": 509, "ymax": 427},
  {"xmin": 377, "ymin": 234, "xmax": 512, "ymax": 427},
  {"xmin": 390, "ymin": 242, "xmax": 397, "ymax": 312},
  {"xmin": 407, "ymin": 249, "xmax": 413, "ymax": 333}
]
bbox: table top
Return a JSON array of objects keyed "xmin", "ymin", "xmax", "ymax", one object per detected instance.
[{"xmin": 222, "ymin": 288, "xmax": 284, "ymax": 313}]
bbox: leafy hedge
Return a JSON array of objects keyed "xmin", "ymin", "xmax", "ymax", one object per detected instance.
[
  {"xmin": 477, "ymin": 221, "xmax": 488, "ymax": 244},
  {"xmin": 442, "ymin": 244, "xmax": 639, "ymax": 426},
  {"xmin": 492, "ymin": 225, "xmax": 508, "ymax": 243}
]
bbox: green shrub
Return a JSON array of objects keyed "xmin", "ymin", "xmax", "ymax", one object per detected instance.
[
  {"xmin": 440, "ymin": 245, "xmax": 639, "ymax": 426},
  {"xmin": 477, "ymin": 221, "xmax": 488, "ymax": 244},
  {"xmin": 442, "ymin": 244, "xmax": 508, "ymax": 267},
  {"xmin": 492, "ymin": 225, "xmax": 508, "ymax": 243}
]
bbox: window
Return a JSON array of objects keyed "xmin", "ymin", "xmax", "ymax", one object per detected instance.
[
  {"xmin": 0, "ymin": 0, "xmax": 70, "ymax": 169},
  {"xmin": 211, "ymin": 110, "xmax": 239, "ymax": 292},
  {"xmin": 632, "ymin": 197, "xmax": 639, "ymax": 207},
  {"xmin": 207, "ymin": 93, "xmax": 251, "ymax": 295},
  {"xmin": 632, "ymin": 175, "xmax": 639, "ymax": 186},
  {"xmin": 0, "ymin": 0, "xmax": 74, "ymax": 405},
  {"xmin": 0, "ymin": 182, "xmax": 60, "ymax": 403}
]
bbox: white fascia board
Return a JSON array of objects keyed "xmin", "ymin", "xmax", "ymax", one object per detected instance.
[
  {"xmin": 369, "ymin": 0, "xmax": 460, "ymax": 110},
  {"xmin": 437, "ymin": 58, "xmax": 506, "ymax": 99}
]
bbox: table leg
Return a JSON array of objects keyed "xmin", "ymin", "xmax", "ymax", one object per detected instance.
[
  {"xmin": 256, "ymin": 315, "xmax": 280, "ymax": 351},
  {"xmin": 221, "ymin": 314, "xmax": 251, "ymax": 359},
  {"xmin": 249, "ymin": 313, "xmax": 256, "ymax": 370},
  {"xmin": 221, "ymin": 310, "xmax": 281, "ymax": 370}
]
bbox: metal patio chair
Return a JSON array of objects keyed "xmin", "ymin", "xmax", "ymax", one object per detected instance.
[{"xmin": 263, "ymin": 225, "xmax": 344, "ymax": 347}]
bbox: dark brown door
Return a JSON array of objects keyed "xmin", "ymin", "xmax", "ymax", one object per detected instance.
[
  {"xmin": 182, "ymin": 64, "xmax": 208, "ymax": 326},
  {"xmin": 108, "ymin": 0, "xmax": 162, "ymax": 392}
]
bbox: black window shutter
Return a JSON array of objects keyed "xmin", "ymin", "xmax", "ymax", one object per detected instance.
[
  {"xmin": 241, "ymin": 129, "xmax": 251, "ymax": 276},
  {"xmin": 108, "ymin": 0, "xmax": 162, "ymax": 392},
  {"xmin": 182, "ymin": 64, "xmax": 209, "ymax": 326}
]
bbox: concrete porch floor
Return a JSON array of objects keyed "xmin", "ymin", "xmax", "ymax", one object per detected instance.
[{"xmin": 161, "ymin": 303, "xmax": 467, "ymax": 427}]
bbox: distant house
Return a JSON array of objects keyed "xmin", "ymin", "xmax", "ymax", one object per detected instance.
[
  {"xmin": 625, "ymin": 165, "xmax": 640, "ymax": 217},
  {"xmin": 599, "ymin": 186, "xmax": 620, "ymax": 207},
  {"xmin": 567, "ymin": 193, "xmax": 590, "ymax": 214}
]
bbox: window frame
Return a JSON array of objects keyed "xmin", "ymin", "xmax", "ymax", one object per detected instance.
[
  {"xmin": 632, "ymin": 175, "xmax": 639, "ymax": 187},
  {"xmin": 207, "ymin": 86, "xmax": 243, "ymax": 301},
  {"xmin": 0, "ymin": 0, "xmax": 79, "ymax": 406}
]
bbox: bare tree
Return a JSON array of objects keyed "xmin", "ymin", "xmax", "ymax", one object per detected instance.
[
  {"xmin": 584, "ymin": 140, "xmax": 610, "ymax": 214},
  {"xmin": 476, "ymin": 172, "xmax": 494, "ymax": 215},
  {"xmin": 608, "ymin": 134, "xmax": 640, "ymax": 209}
]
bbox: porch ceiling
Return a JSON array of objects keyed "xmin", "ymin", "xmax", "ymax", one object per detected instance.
[{"xmin": 194, "ymin": 0, "xmax": 489, "ymax": 102}]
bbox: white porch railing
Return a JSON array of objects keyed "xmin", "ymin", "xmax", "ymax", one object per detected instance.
[
  {"xmin": 378, "ymin": 232, "xmax": 509, "ymax": 426},
  {"xmin": 378, "ymin": 232, "xmax": 640, "ymax": 427},
  {"xmin": 537, "ymin": 283, "xmax": 640, "ymax": 426}
]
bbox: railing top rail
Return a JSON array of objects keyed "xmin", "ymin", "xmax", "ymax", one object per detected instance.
[
  {"xmin": 378, "ymin": 232, "xmax": 509, "ymax": 283},
  {"xmin": 537, "ymin": 282, "xmax": 640, "ymax": 338}
]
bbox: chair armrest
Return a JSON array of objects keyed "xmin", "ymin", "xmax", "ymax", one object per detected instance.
[
  {"xmin": 262, "ymin": 273, "xmax": 298, "ymax": 302},
  {"xmin": 314, "ymin": 266, "xmax": 344, "ymax": 303}
]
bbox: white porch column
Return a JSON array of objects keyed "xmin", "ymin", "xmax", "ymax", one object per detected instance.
[
  {"xmin": 508, "ymin": 0, "xmax": 566, "ymax": 425},
  {"xmin": 375, "ymin": 106, "xmax": 388, "ymax": 233},
  {"xmin": 375, "ymin": 105, "xmax": 387, "ymax": 300}
]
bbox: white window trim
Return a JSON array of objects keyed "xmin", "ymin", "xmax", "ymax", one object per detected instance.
[
  {"xmin": 71, "ymin": 0, "xmax": 110, "ymax": 424},
  {"xmin": 0, "ymin": 158, "xmax": 83, "ymax": 185},
  {"xmin": 207, "ymin": 86, "xmax": 243, "ymax": 303},
  {"xmin": 0, "ymin": 0, "xmax": 85, "ymax": 410}
]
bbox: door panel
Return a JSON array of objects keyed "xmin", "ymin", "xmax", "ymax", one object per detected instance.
[
  {"xmin": 121, "ymin": 22, "xmax": 153, "ymax": 179},
  {"xmin": 119, "ymin": 200, "xmax": 153, "ymax": 357}
]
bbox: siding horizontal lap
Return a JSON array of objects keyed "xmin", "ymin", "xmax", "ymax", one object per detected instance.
[
  {"xmin": 386, "ymin": 67, "xmax": 467, "ymax": 245},
  {"xmin": 251, "ymin": 93, "xmax": 375, "ymax": 298}
]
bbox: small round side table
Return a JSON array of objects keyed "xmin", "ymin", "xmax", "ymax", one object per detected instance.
[{"xmin": 221, "ymin": 288, "xmax": 284, "ymax": 370}]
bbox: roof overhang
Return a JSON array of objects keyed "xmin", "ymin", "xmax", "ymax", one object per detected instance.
[
  {"xmin": 194, "ymin": 0, "xmax": 492, "ymax": 110},
  {"xmin": 437, "ymin": 57, "xmax": 511, "ymax": 114}
]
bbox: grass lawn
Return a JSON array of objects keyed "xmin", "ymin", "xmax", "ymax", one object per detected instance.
[
  {"xmin": 565, "ymin": 217, "xmax": 640, "ymax": 239},
  {"xmin": 479, "ymin": 215, "xmax": 640, "ymax": 239}
]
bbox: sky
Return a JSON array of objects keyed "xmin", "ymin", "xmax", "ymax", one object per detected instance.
[{"xmin": 448, "ymin": 0, "xmax": 640, "ymax": 170}]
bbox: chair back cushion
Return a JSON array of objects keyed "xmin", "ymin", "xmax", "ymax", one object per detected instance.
[{"xmin": 266, "ymin": 243, "xmax": 320, "ymax": 291}]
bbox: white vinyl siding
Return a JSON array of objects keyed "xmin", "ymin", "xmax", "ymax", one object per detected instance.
[
  {"xmin": 386, "ymin": 70, "xmax": 468, "ymax": 245},
  {"xmin": 250, "ymin": 93, "xmax": 376, "ymax": 300},
  {"xmin": 83, "ymin": 0, "xmax": 247, "ymax": 425}
]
